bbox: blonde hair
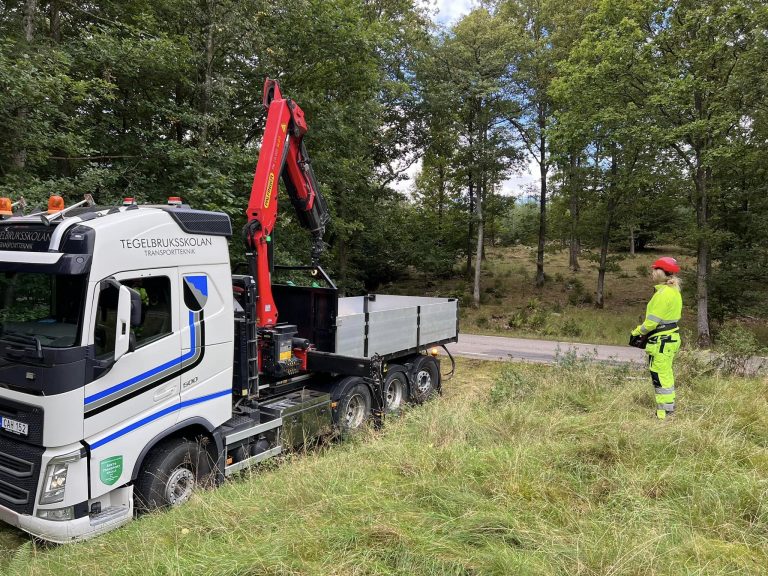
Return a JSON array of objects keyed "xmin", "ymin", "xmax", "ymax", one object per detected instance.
[{"xmin": 651, "ymin": 267, "xmax": 682, "ymax": 291}]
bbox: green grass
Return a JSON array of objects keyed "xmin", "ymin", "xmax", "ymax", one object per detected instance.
[{"xmin": 2, "ymin": 356, "xmax": 767, "ymax": 575}]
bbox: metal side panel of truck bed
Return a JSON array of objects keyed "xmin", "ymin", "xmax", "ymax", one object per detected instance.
[{"xmin": 335, "ymin": 295, "xmax": 458, "ymax": 358}]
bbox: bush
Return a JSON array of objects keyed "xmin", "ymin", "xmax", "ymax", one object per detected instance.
[
  {"xmin": 554, "ymin": 345, "xmax": 597, "ymax": 368},
  {"xmin": 507, "ymin": 310, "xmax": 527, "ymax": 329},
  {"xmin": 526, "ymin": 297, "xmax": 541, "ymax": 311},
  {"xmin": 711, "ymin": 325, "xmax": 766, "ymax": 376},
  {"xmin": 476, "ymin": 315, "xmax": 489, "ymax": 328},
  {"xmin": 566, "ymin": 278, "xmax": 592, "ymax": 306},
  {"xmin": 489, "ymin": 365, "xmax": 532, "ymax": 405},
  {"xmin": 636, "ymin": 264, "xmax": 648, "ymax": 277},
  {"xmin": 675, "ymin": 348, "xmax": 713, "ymax": 382},
  {"xmin": 527, "ymin": 310, "xmax": 548, "ymax": 330},
  {"xmin": 561, "ymin": 318, "xmax": 583, "ymax": 338},
  {"xmin": 605, "ymin": 260, "xmax": 622, "ymax": 273}
]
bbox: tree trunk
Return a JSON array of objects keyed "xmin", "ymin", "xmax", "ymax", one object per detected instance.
[
  {"xmin": 437, "ymin": 164, "xmax": 445, "ymax": 238},
  {"xmin": 175, "ymin": 83, "xmax": 184, "ymax": 144},
  {"xmin": 597, "ymin": 154, "xmax": 618, "ymax": 309},
  {"xmin": 465, "ymin": 114, "xmax": 475, "ymax": 278},
  {"xmin": 12, "ymin": 0, "xmax": 37, "ymax": 171},
  {"xmin": 50, "ymin": 0, "xmax": 61, "ymax": 41},
  {"xmin": 466, "ymin": 176, "xmax": 474, "ymax": 278},
  {"xmin": 337, "ymin": 235, "xmax": 348, "ymax": 297},
  {"xmin": 200, "ymin": 0, "xmax": 216, "ymax": 146},
  {"xmin": 695, "ymin": 164, "xmax": 711, "ymax": 346},
  {"xmin": 486, "ymin": 183, "xmax": 494, "ymax": 249},
  {"xmin": 23, "ymin": 0, "xmax": 36, "ymax": 40},
  {"xmin": 629, "ymin": 226, "xmax": 635, "ymax": 256},
  {"xmin": 535, "ymin": 125, "xmax": 547, "ymax": 287},
  {"xmin": 473, "ymin": 181, "xmax": 484, "ymax": 307},
  {"xmin": 568, "ymin": 154, "xmax": 580, "ymax": 272},
  {"xmin": 596, "ymin": 197, "xmax": 615, "ymax": 309},
  {"xmin": 49, "ymin": 0, "xmax": 72, "ymax": 179}
]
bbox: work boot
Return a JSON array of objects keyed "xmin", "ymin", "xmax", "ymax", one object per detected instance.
[{"xmin": 654, "ymin": 410, "xmax": 675, "ymax": 422}]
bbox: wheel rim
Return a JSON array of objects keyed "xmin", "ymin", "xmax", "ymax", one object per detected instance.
[
  {"xmin": 415, "ymin": 369, "xmax": 432, "ymax": 394},
  {"xmin": 165, "ymin": 467, "xmax": 195, "ymax": 506},
  {"xmin": 385, "ymin": 377, "xmax": 404, "ymax": 411},
  {"xmin": 345, "ymin": 393, "xmax": 366, "ymax": 429}
]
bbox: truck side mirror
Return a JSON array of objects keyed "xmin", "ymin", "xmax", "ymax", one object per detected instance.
[
  {"xmin": 127, "ymin": 287, "xmax": 142, "ymax": 327},
  {"xmin": 114, "ymin": 285, "xmax": 133, "ymax": 362}
]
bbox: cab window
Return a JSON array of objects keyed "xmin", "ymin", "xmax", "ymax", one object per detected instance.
[
  {"xmin": 121, "ymin": 277, "xmax": 172, "ymax": 347},
  {"xmin": 94, "ymin": 276, "xmax": 172, "ymax": 357}
]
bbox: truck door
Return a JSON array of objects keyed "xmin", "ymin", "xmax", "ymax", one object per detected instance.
[{"xmin": 83, "ymin": 268, "xmax": 182, "ymax": 439}]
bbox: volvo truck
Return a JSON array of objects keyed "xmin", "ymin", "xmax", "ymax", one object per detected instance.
[{"xmin": 0, "ymin": 80, "xmax": 458, "ymax": 542}]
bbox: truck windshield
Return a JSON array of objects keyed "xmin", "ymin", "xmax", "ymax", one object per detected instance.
[{"xmin": 0, "ymin": 272, "xmax": 87, "ymax": 348}]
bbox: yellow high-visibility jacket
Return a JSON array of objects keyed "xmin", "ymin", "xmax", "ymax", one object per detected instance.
[{"xmin": 631, "ymin": 284, "xmax": 682, "ymax": 336}]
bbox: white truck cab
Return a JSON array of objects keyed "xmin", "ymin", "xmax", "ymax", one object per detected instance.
[{"xmin": 0, "ymin": 202, "xmax": 235, "ymax": 540}]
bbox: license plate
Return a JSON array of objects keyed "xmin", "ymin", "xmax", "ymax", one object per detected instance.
[{"xmin": 0, "ymin": 417, "xmax": 28, "ymax": 436}]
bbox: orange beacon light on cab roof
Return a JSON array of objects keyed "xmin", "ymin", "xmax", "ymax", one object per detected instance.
[
  {"xmin": 0, "ymin": 197, "xmax": 13, "ymax": 217},
  {"xmin": 47, "ymin": 195, "xmax": 65, "ymax": 214}
]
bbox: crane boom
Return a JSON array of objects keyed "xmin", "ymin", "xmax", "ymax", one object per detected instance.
[{"xmin": 245, "ymin": 78, "xmax": 330, "ymax": 328}]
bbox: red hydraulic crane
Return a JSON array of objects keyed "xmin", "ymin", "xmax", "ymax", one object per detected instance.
[{"xmin": 244, "ymin": 78, "xmax": 330, "ymax": 329}]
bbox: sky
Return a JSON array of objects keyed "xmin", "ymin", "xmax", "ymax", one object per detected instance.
[
  {"xmin": 433, "ymin": 0, "xmax": 476, "ymax": 25},
  {"xmin": 394, "ymin": 1, "xmax": 540, "ymax": 199}
]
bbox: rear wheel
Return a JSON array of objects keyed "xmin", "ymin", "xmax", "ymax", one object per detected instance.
[
  {"xmin": 383, "ymin": 368, "xmax": 407, "ymax": 413},
  {"xmin": 134, "ymin": 438, "xmax": 213, "ymax": 513},
  {"xmin": 410, "ymin": 355, "xmax": 439, "ymax": 404},
  {"xmin": 335, "ymin": 379, "xmax": 372, "ymax": 432}
]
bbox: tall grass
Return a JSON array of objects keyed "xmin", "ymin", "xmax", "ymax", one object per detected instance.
[{"xmin": 2, "ymin": 357, "xmax": 767, "ymax": 575}]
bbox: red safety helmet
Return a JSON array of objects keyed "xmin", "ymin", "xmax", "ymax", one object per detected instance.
[{"xmin": 652, "ymin": 257, "xmax": 680, "ymax": 274}]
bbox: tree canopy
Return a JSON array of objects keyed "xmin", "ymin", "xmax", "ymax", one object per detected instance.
[{"xmin": 0, "ymin": 0, "xmax": 766, "ymax": 343}]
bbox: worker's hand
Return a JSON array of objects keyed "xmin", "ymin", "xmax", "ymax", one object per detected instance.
[{"xmin": 628, "ymin": 334, "xmax": 645, "ymax": 349}]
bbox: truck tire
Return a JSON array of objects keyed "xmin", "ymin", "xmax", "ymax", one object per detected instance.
[
  {"xmin": 383, "ymin": 367, "xmax": 408, "ymax": 413},
  {"xmin": 335, "ymin": 379, "xmax": 372, "ymax": 432},
  {"xmin": 409, "ymin": 355, "xmax": 439, "ymax": 404},
  {"xmin": 134, "ymin": 437, "xmax": 213, "ymax": 513}
]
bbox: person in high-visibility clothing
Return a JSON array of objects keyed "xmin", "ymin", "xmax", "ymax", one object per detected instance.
[{"xmin": 629, "ymin": 257, "xmax": 682, "ymax": 420}]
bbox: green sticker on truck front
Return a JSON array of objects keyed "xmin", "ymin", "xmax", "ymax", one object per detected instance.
[{"xmin": 100, "ymin": 456, "xmax": 123, "ymax": 485}]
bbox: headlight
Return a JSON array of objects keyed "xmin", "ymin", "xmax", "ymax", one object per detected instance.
[{"xmin": 39, "ymin": 450, "xmax": 81, "ymax": 505}]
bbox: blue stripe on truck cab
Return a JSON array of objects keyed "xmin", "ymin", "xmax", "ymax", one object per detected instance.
[
  {"xmin": 89, "ymin": 388, "xmax": 231, "ymax": 450},
  {"xmin": 84, "ymin": 311, "xmax": 197, "ymax": 406}
]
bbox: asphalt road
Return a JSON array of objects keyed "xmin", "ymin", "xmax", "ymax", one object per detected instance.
[{"xmin": 443, "ymin": 333, "xmax": 646, "ymax": 366}]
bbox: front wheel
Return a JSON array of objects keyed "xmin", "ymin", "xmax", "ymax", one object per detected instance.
[{"xmin": 134, "ymin": 438, "xmax": 213, "ymax": 513}]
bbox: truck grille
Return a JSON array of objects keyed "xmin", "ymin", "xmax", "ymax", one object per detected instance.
[
  {"xmin": 0, "ymin": 451, "xmax": 33, "ymax": 477},
  {"xmin": 0, "ymin": 434, "xmax": 43, "ymax": 514}
]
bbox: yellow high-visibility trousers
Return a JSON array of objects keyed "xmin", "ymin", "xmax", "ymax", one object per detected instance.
[{"xmin": 646, "ymin": 331, "xmax": 681, "ymax": 419}]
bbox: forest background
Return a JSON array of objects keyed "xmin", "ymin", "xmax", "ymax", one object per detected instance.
[{"xmin": 1, "ymin": 0, "xmax": 767, "ymax": 348}]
